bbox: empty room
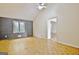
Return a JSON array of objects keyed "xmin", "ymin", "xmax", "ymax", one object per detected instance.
[{"xmin": 0, "ymin": 3, "xmax": 79, "ymax": 55}]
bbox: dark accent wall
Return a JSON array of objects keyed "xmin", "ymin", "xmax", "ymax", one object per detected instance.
[{"xmin": 0, "ymin": 17, "xmax": 33, "ymax": 39}]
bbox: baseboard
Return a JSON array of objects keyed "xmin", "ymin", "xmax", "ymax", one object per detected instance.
[{"xmin": 52, "ymin": 39, "xmax": 79, "ymax": 48}]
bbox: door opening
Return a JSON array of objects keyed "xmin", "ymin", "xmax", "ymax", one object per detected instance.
[{"xmin": 47, "ymin": 17, "xmax": 57, "ymax": 39}]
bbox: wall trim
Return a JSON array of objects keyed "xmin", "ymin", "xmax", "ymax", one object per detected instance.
[{"xmin": 52, "ymin": 39, "xmax": 79, "ymax": 48}]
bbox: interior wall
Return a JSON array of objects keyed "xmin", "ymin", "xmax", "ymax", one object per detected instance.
[
  {"xmin": 0, "ymin": 17, "xmax": 33, "ymax": 39},
  {"xmin": 56, "ymin": 4, "xmax": 79, "ymax": 48},
  {"xmin": 33, "ymin": 4, "xmax": 57, "ymax": 38},
  {"xmin": 0, "ymin": 4, "xmax": 38, "ymax": 20},
  {"xmin": 33, "ymin": 3, "xmax": 79, "ymax": 48}
]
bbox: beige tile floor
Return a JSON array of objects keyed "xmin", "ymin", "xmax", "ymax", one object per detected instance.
[{"xmin": 0, "ymin": 37, "xmax": 79, "ymax": 55}]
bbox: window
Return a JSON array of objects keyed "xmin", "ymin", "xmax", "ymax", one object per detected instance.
[
  {"xmin": 13, "ymin": 20, "xmax": 25, "ymax": 33},
  {"xmin": 19, "ymin": 22, "xmax": 25, "ymax": 33},
  {"xmin": 13, "ymin": 21, "xmax": 19, "ymax": 33}
]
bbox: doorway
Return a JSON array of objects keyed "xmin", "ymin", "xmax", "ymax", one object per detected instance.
[{"xmin": 47, "ymin": 17, "xmax": 57, "ymax": 39}]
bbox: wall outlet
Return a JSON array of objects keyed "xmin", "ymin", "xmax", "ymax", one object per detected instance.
[
  {"xmin": 4, "ymin": 35, "xmax": 8, "ymax": 38},
  {"xmin": 17, "ymin": 35, "xmax": 22, "ymax": 37}
]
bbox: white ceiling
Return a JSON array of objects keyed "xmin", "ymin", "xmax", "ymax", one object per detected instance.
[{"xmin": 0, "ymin": 3, "xmax": 40, "ymax": 20}]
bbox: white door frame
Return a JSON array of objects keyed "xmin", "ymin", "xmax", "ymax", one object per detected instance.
[{"xmin": 47, "ymin": 17, "xmax": 57, "ymax": 39}]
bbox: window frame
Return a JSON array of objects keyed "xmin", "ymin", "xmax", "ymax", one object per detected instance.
[{"xmin": 13, "ymin": 20, "xmax": 25, "ymax": 34}]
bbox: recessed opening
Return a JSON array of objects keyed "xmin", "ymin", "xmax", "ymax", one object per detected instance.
[{"xmin": 47, "ymin": 17, "xmax": 57, "ymax": 39}]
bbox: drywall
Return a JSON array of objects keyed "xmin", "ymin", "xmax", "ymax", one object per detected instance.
[
  {"xmin": 56, "ymin": 4, "xmax": 79, "ymax": 48},
  {"xmin": 0, "ymin": 3, "xmax": 39, "ymax": 20},
  {"xmin": 33, "ymin": 4, "xmax": 57, "ymax": 38},
  {"xmin": 33, "ymin": 3, "xmax": 79, "ymax": 48}
]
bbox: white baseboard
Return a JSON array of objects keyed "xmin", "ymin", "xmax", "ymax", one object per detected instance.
[{"xmin": 52, "ymin": 39, "xmax": 79, "ymax": 48}]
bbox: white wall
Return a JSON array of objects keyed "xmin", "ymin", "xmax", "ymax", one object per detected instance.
[
  {"xmin": 33, "ymin": 3, "xmax": 79, "ymax": 48},
  {"xmin": 33, "ymin": 4, "xmax": 57, "ymax": 38},
  {"xmin": 0, "ymin": 3, "xmax": 39, "ymax": 20},
  {"xmin": 56, "ymin": 4, "xmax": 79, "ymax": 48}
]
